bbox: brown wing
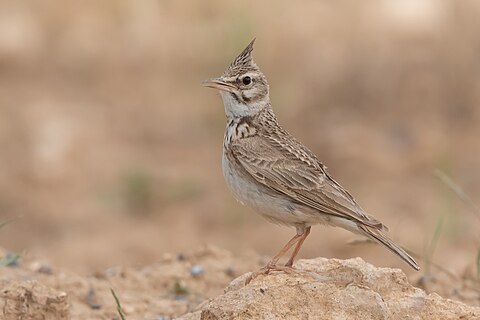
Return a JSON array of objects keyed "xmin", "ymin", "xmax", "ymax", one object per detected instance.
[{"xmin": 229, "ymin": 133, "xmax": 386, "ymax": 230}]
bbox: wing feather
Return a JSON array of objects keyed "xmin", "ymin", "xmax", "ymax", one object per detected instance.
[{"xmin": 230, "ymin": 134, "xmax": 386, "ymax": 230}]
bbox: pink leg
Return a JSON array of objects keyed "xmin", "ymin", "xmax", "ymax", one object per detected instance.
[
  {"xmin": 285, "ymin": 226, "xmax": 311, "ymax": 267},
  {"xmin": 245, "ymin": 232, "xmax": 303, "ymax": 285}
]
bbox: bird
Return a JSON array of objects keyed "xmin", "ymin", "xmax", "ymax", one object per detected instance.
[{"xmin": 203, "ymin": 38, "xmax": 419, "ymax": 284}]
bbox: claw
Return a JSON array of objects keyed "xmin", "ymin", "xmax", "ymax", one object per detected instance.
[{"xmin": 245, "ymin": 264, "xmax": 296, "ymax": 285}]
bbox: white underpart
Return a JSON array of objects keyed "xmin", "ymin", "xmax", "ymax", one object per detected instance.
[
  {"xmin": 219, "ymin": 89, "xmax": 269, "ymax": 120},
  {"xmin": 220, "ymin": 91, "xmax": 250, "ymax": 119}
]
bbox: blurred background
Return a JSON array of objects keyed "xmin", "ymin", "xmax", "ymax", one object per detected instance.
[{"xmin": 0, "ymin": 0, "xmax": 479, "ymax": 286}]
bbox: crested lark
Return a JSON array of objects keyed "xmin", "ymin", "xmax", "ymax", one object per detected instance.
[{"xmin": 203, "ymin": 39, "xmax": 419, "ymax": 284}]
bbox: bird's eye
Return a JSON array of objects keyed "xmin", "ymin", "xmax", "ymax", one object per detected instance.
[{"xmin": 242, "ymin": 76, "xmax": 252, "ymax": 85}]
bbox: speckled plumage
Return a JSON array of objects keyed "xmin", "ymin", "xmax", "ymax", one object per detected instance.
[{"xmin": 204, "ymin": 39, "xmax": 419, "ymax": 282}]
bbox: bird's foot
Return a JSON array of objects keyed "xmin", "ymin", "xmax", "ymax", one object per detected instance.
[
  {"xmin": 284, "ymin": 260, "xmax": 294, "ymax": 267},
  {"xmin": 245, "ymin": 264, "xmax": 296, "ymax": 285}
]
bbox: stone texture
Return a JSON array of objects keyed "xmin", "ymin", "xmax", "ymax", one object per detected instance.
[
  {"xmin": 179, "ymin": 257, "xmax": 480, "ymax": 320},
  {"xmin": 1, "ymin": 280, "xmax": 69, "ymax": 320}
]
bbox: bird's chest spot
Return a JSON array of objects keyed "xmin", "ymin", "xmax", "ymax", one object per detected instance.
[{"xmin": 224, "ymin": 117, "xmax": 257, "ymax": 148}]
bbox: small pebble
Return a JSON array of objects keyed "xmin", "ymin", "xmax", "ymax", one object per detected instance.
[
  {"xmin": 225, "ymin": 266, "xmax": 235, "ymax": 277},
  {"xmin": 38, "ymin": 264, "xmax": 53, "ymax": 275},
  {"xmin": 174, "ymin": 295, "xmax": 187, "ymax": 301},
  {"xmin": 85, "ymin": 287, "xmax": 102, "ymax": 310},
  {"xmin": 190, "ymin": 265, "xmax": 204, "ymax": 278}
]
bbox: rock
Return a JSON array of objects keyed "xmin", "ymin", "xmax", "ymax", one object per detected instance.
[
  {"xmin": 191, "ymin": 265, "xmax": 205, "ymax": 278},
  {"xmin": 179, "ymin": 257, "xmax": 480, "ymax": 320},
  {"xmin": 0, "ymin": 280, "xmax": 69, "ymax": 320}
]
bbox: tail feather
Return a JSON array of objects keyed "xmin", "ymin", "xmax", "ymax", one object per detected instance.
[{"xmin": 358, "ymin": 225, "xmax": 420, "ymax": 271}]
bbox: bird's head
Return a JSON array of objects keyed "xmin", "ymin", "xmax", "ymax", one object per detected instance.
[{"xmin": 203, "ymin": 38, "xmax": 270, "ymax": 119}]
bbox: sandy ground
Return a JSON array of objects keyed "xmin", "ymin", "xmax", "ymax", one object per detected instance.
[{"xmin": 1, "ymin": 245, "xmax": 479, "ymax": 319}]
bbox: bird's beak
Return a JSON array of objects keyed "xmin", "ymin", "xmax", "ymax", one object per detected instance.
[{"xmin": 202, "ymin": 77, "xmax": 236, "ymax": 92}]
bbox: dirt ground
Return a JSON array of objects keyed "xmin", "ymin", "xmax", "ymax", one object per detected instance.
[
  {"xmin": 0, "ymin": 245, "xmax": 261, "ymax": 319},
  {"xmin": 0, "ymin": 1, "xmax": 479, "ymax": 318},
  {"xmin": 1, "ymin": 245, "xmax": 479, "ymax": 319}
]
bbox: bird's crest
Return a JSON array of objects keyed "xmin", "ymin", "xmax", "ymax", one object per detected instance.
[{"xmin": 224, "ymin": 38, "xmax": 259, "ymax": 76}]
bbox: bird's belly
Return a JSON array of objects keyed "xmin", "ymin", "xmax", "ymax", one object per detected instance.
[{"xmin": 222, "ymin": 151, "xmax": 308, "ymax": 226}]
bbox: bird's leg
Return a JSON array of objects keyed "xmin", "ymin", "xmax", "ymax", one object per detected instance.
[
  {"xmin": 245, "ymin": 231, "xmax": 303, "ymax": 285},
  {"xmin": 266, "ymin": 233, "xmax": 303, "ymax": 266},
  {"xmin": 285, "ymin": 226, "xmax": 311, "ymax": 267}
]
